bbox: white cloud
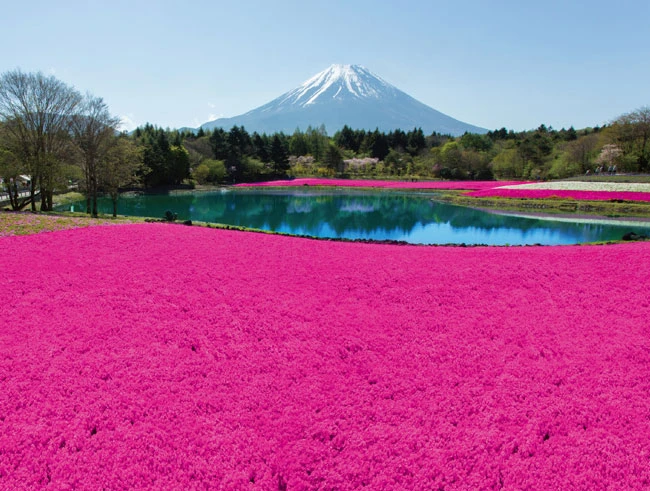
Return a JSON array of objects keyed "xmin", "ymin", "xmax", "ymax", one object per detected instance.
[
  {"xmin": 119, "ymin": 114, "xmax": 139, "ymax": 132},
  {"xmin": 190, "ymin": 112, "xmax": 224, "ymax": 128}
]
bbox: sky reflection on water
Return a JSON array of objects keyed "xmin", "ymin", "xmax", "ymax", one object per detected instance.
[{"xmin": 60, "ymin": 189, "xmax": 650, "ymax": 245}]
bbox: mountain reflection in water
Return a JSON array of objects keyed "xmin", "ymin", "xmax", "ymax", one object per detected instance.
[{"xmin": 58, "ymin": 189, "xmax": 650, "ymax": 245}]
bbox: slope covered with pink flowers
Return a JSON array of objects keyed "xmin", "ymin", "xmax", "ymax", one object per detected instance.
[
  {"xmin": 466, "ymin": 187, "xmax": 650, "ymax": 202},
  {"xmin": 2, "ymin": 224, "xmax": 650, "ymax": 488},
  {"xmin": 237, "ymin": 178, "xmax": 650, "ymax": 202},
  {"xmin": 236, "ymin": 177, "xmax": 524, "ymax": 190}
]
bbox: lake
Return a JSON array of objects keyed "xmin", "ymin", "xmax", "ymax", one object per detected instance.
[{"xmin": 58, "ymin": 188, "xmax": 650, "ymax": 245}]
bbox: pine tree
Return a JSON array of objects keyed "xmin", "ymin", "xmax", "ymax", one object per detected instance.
[
  {"xmin": 290, "ymin": 128, "xmax": 309, "ymax": 156},
  {"xmin": 252, "ymin": 132, "xmax": 270, "ymax": 162},
  {"xmin": 270, "ymin": 135, "xmax": 289, "ymax": 174},
  {"xmin": 324, "ymin": 143, "xmax": 344, "ymax": 174},
  {"xmin": 209, "ymin": 128, "xmax": 228, "ymax": 160}
]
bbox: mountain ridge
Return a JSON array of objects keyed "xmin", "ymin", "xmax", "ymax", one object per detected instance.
[{"xmin": 200, "ymin": 65, "xmax": 487, "ymax": 136}]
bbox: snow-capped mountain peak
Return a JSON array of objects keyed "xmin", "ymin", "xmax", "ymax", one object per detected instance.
[
  {"xmin": 279, "ymin": 64, "xmax": 395, "ymax": 107},
  {"xmin": 201, "ymin": 64, "xmax": 487, "ymax": 136}
]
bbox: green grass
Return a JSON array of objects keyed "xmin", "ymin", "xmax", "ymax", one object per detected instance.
[{"xmin": 0, "ymin": 211, "xmax": 139, "ymax": 237}]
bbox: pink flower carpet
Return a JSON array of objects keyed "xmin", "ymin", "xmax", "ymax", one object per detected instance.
[
  {"xmin": 465, "ymin": 188, "xmax": 650, "ymax": 202},
  {"xmin": 237, "ymin": 178, "xmax": 650, "ymax": 203},
  {"xmin": 236, "ymin": 178, "xmax": 523, "ymax": 191},
  {"xmin": 2, "ymin": 224, "xmax": 650, "ymax": 488}
]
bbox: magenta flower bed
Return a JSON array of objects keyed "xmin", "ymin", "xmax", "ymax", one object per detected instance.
[
  {"xmin": 466, "ymin": 188, "xmax": 650, "ymax": 202},
  {"xmin": 2, "ymin": 224, "xmax": 650, "ymax": 488},
  {"xmin": 236, "ymin": 177, "xmax": 525, "ymax": 190}
]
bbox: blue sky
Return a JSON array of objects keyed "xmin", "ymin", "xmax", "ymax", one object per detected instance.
[{"xmin": 3, "ymin": 0, "xmax": 649, "ymax": 132}]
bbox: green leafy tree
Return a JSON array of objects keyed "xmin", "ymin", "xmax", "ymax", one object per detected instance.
[
  {"xmin": 490, "ymin": 142, "xmax": 525, "ymax": 178},
  {"xmin": 563, "ymin": 133, "xmax": 598, "ymax": 173},
  {"xmin": 383, "ymin": 149, "xmax": 408, "ymax": 175},
  {"xmin": 204, "ymin": 159, "xmax": 227, "ymax": 183},
  {"xmin": 194, "ymin": 163, "xmax": 210, "ymax": 184},
  {"xmin": 459, "ymin": 132, "xmax": 492, "ymax": 152},
  {"xmin": 194, "ymin": 159, "xmax": 227, "ymax": 184},
  {"xmin": 183, "ymin": 134, "xmax": 214, "ymax": 168},
  {"xmin": 167, "ymin": 145, "xmax": 190, "ymax": 184},
  {"xmin": 102, "ymin": 136, "xmax": 143, "ymax": 217},
  {"xmin": 440, "ymin": 141, "xmax": 462, "ymax": 168}
]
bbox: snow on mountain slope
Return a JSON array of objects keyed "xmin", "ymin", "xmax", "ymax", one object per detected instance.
[
  {"xmin": 277, "ymin": 64, "xmax": 395, "ymax": 107},
  {"xmin": 201, "ymin": 65, "xmax": 487, "ymax": 135}
]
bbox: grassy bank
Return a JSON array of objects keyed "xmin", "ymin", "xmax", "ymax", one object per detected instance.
[
  {"xmin": 436, "ymin": 190, "xmax": 650, "ymax": 218},
  {"xmin": 0, "ymin": 210, "xmax": 139, "ymax": 237}
]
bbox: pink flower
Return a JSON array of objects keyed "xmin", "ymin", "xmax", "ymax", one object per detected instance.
[
  {"xmin": 1, "ymin": 224, "xmax": 650, "ymax": 488},
  {"xmin": 236, "ymin": 178, "xmax": 526, "ymax": 191},
  {"xmin": 465, "ymin": 188, "xmax": 650, "ymax": 202}
]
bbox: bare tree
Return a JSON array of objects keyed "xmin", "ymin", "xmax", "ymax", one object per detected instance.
[
  {"xmin": 0, "ymin": 70, "xmax": 82, "ymax": 210},
  {"xmin": 71, "ymin": 95, "xmax": 120, "ymax": 217}
]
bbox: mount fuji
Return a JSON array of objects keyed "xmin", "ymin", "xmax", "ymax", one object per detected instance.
[{"xmin": 200, "ymin": 64, "xmax": 487, "ymax": 136}]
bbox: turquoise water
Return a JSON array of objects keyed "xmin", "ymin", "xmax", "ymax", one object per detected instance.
[{"xmin": 58, "ymin": 189, "xmax": 650, "ymax": 245}]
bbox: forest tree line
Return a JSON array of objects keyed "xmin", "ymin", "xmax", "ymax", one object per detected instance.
[
  {"xmin": 151, "ymin": 105, "xmax": 649, "ymax": 185},
  {"xmin": 1, "ymin": 69, "xmax": 649, "ymax": 214}
]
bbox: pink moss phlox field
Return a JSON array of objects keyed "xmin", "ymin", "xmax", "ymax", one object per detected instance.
[
  {"xmin": 236, "ymin": 177, "xmax": 525, "ymax": 190},
  {"xmin": 466, "ymin": 188, "xmax": 650, "ymax": 202},
  {"xmin": 2, "ymin": 224, "xmax": 650, "ymax": 488}
]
